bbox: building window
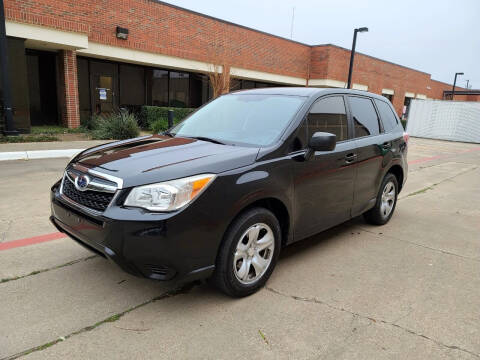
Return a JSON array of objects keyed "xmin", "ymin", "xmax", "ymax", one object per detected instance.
[
  {"xmin": 119, "ymin": 64, "xmax": 145, "ymax": 106},
  {"xmin": 169, "ymin": 71, "xmax": 189, "ymax": 107},
  {"xmin": 151, "ymin": 69, "xmax": 169, "ymax": 107},
  {"xmin": 382, "ymin": 93, "xmax": 393, "ymax": 102},
  {"xmin": 189, "ymin": 73, "xmax": 207, "ymax": 108}
]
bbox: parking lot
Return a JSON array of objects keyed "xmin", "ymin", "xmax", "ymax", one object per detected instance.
[{"xmin": 1, "ymin": 137, "xmax": 479, "ymax": 359}]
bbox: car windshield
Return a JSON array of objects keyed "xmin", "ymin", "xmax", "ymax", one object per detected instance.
[{"xmin": 169, "ymin": 94, "xmax": 306, "ymax": 146}]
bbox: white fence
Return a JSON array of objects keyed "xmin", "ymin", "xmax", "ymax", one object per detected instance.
[{"xmin": 407, "ymin": 100, "xmax": 480, "ymax": 143}]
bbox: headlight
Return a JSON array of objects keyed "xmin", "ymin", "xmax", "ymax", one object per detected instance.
[{"xmin": 124, "ymin": 174, "xmax": 216, "ymax": 212}]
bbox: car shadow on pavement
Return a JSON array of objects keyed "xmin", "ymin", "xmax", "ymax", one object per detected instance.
[{"xmin": 278, "ymin": 216, "xmax": 365, "ymax": 261}]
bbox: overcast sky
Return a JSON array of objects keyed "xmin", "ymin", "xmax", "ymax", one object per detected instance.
[{"xmin": 163, "ymin": 0, "xmax": 479, "ymax": 87}]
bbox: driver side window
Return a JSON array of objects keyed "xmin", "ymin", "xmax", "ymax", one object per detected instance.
[{"xmin": 307, "ymin": 96, "xmax": 349, "ymax": 142}]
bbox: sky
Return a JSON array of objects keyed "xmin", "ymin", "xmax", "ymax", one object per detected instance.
[{"xmin": 163, "ymin": 0, "xmax": 479, "ymax": 87}]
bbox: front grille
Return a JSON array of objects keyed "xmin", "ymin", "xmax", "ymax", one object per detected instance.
[{"xmin": 62, "ymin": 177, "xmax": 114, "ymax": 212}]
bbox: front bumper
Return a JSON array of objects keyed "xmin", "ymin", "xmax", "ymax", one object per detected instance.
[{"xmin": 50, "ymin": 183, "xmax": 220, "ymax": 283}]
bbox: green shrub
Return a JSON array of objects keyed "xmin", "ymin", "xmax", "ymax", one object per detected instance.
[
  {"xmin": 30, "ymin": 125, "xmax": 86, "ymax": 135},
  {"xmin": 139, "ymin": 106, "xmax": 195, "ymax": 133},
  {"xmin": 92, "ymin": 111, "xmax": 140, "ymax": 140},
  {"xmin": 0, "ymin": 134, "xmax": 58, "ymax": 143},
  {"xmin": 81, "ymin": 114, "xmax": 102, "ymax": 131}
]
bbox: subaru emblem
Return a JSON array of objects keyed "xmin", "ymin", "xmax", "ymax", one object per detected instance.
[{"xmin": 75, "ymin": 174, "xmax": 91, "ymax": 191}]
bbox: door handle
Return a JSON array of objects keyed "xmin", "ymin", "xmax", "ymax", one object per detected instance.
[
  {"xmin": 382, "ymin": 142, "xmax": 392, "ymax": 150},
  {"xmin": 345, "ymin": 153, "xmax": 357, "ymax": 164}
]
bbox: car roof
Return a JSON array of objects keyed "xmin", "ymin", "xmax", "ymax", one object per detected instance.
[{"xmin": 230, "ymin": 87, "xmax": 388, "ymax": 101}]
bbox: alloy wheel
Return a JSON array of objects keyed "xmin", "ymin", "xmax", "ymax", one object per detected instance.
[
  {"xmin": 233, "ymin": 223, "xmax": 275, "ymax": 285},
  {"xmin": 381, "ymin": 181, "xmax": 396, "ymax": 218}
]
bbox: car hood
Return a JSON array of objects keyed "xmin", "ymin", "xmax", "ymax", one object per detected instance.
[{"xmin": 72, "ymin": 135, "xmax": 259, "ymax": 188}]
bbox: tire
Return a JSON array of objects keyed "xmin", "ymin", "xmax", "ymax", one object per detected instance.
[
  {"xmin": 364, "ymin": 173, "xmax": 399, "ymax": 225},
  {"xmin": 212, "ymin": 207, "xmax": 281, "ymax": 297}
]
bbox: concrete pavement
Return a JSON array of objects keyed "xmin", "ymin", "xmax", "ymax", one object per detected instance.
[{"xmin": 0, "ymin": 138, "xmax": 479, "ymax": 359}]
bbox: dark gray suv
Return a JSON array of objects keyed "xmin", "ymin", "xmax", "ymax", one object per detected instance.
[{"xmin": 50, "ymin": 88, "xmax": 408, "ymax": 297}]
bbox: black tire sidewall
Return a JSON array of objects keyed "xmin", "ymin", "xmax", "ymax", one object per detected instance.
[{"xmin": 216, "ymin": 208, "xmax": 281, "ymax": 297}]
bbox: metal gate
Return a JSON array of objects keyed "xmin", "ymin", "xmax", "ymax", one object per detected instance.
[{"xmin": 407, "ymin": 99, "xmax": 480, "ymax": 143}]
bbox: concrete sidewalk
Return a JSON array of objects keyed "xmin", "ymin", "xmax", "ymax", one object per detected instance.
[{"xmin": 0, "ymin": 140, "xmax": 109, "ymax": 161}]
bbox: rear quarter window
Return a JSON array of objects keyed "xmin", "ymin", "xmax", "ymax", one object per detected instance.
[{"xmin": 375, "ymin": 99, "xmax": 399, "ymax": 132}]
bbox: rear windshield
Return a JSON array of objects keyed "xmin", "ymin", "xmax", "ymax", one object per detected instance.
[{"xmin": 170, "ymin": 94, "xmax": 306, "ymax": 146}]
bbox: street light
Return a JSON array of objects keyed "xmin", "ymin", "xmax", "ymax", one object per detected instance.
[
  {"xmin": 451, "ymin": 72, "xmax": 464, "ymax": 100},
  {"xmin": 347, "ymin": 27, "xmax": 368, "ymax": 89}
]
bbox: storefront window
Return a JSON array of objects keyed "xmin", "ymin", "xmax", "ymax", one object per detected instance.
[
  {"xmin": 151, "ymin": 69, "xmax": 169, "ymax": 107},
  {"xmin": 119, "ymin": 64, "xmax": 145, "ymax": 106},
  {"xmin": 189, "ymin": 73, "xmax": 206, "ymax": 108},
  {"xmin": 169, "ymin": 71, "xmax": 189, "ymax": 107}
]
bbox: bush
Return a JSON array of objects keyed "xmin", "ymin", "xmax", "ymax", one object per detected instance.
[
  {"xmin": 0, "ymin": 134, "xmax": 58, "ymax": 143},
  {"xmin": 30, "ymin": 125, "xmax": 86, "ymax": 135},
  {"xmin": 139, "ymin": 106, "xmax": 195, "ymax": 133},
  {"xmin": 81, "ymin": 114, "xmax": 102, "ymax": 131},
  {"xmin": 92, "ymin": 111, "xmax": 140, "ymax": 140}
]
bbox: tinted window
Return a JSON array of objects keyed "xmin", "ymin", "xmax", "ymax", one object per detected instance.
[
  {"xmin": 375, "ymin": 99, "xmax": 398, "ymax": 132},
  {"xmin": 169, "ymin": 71, "xmax": 189, "ymax": 107},
  {"xmin": 151, "ymin": 69, "xmax": 169, "ymax": 106},
  {"xmin": 171, "ymin": 94, "xmax": 306, "ymax": 146},
  {"xmin": 349, "ymin": 96, "xmax": 380, "ymax": 137},
  {"xmin": 307, "ymin": 96, "xmax": 348, "ymax": 141},
  {"xmin": 119, "ymin": 64, "xmax": 145, "ymax": 106}
]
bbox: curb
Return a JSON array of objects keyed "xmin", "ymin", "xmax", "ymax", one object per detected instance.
[{"xmin": 0, "ymin": 149, "xmax": 84, "ymax": 161}]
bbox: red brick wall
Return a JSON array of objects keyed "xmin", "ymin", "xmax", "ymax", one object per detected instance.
[
  {"xmin": 5, "ymin": 0, "xmax": 310, "ymax": 79},
  {"xmin": 5, "ymin": 0, "xmax": 476, "ymax": 124},
  {"xmin": 59, "ymin": 50, "xmax": 80, "ymax": 128},
  {"xmin": 309, "ymin": 45, "xmax": 452, "ymax": 115}
]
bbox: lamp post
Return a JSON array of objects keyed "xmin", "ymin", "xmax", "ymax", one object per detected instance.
[
  {"xmin": 451, "ymin": 72, "xmax": 464, "ymax": 100},
  {"xmin": 347, "ymin": 27, "xmax": 368, "ymax": 89},
  {"xmin": 0, "ymin": 0, "xmax": 17, "ymax": 135}
]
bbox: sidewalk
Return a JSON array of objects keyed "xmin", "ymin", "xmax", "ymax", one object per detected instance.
[{"xmin": 0, "ymin": 140, "xmax": 110, "ymax": 161}]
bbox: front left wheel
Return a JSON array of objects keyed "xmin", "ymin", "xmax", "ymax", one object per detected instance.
[{"xmin": 212, "ymin": 207, "xmax": 281, "ymax": 297}]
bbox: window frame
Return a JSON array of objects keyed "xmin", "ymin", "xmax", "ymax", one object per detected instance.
[
  {"xmin": 373, "ymin": 98, "xmax": 399, "ymax": 133},
  {"xmin": 346, "ymin": 95, "xmax": 384, "ymax": 139},
  {"xmin": 298, "ymin": 94, "xmax": 354, "ymax": 148}
]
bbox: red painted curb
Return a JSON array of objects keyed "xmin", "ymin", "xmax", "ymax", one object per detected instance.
[{"xmin": 0, "ymin": 232, "xmax": 67, "ymax": 251}]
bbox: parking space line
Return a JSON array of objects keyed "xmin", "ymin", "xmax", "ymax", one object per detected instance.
[{"xmin": 0, "ymin": 232, "xmax": 66, "ymax": 251}]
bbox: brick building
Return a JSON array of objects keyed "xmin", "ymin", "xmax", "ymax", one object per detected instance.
[{"xmin": 0, "ymin": 0, "xmax": 470, "ymax": 130}]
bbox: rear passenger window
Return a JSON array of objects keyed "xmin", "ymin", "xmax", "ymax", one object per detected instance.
[
  {"xmin": 375, "ymin": 99, "xmax": 398, "ymax": 132},
  {"xmin": 348, "ymin": 96, "xmax": 380, "ymax": 137},
  {"xmin": 307, "ymin": 96, "xmax": 348, "ymax": 141}
]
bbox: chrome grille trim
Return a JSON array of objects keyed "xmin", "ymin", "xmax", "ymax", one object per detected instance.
[{"xmin": 59, "ymin": 165, "xmax": 124, "ymax": 214}]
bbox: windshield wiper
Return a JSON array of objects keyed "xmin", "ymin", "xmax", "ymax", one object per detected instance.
[
  {"xmin": 189, "ymin": 136, "xmax": 225, "ymax": 145},
  {"xmin": 162, "ymin": 131, "xmax": 175, "ymax": 137}
]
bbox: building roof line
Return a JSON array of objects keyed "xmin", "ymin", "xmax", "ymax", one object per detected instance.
[
  {"xmin": 312, "ymin": 43, "xmax": 433, "ymax": 77},
  {"xmin": 151, "ymin": 0, "xmax": 311, "ymax": 47},
  {"xmin": 153, "ymin": 1, "xmax": 454, "ymax": 86}
]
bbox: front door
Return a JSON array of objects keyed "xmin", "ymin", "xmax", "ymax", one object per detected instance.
[
  {"xmin": 90, "ymin": 61, "xmax": 118, "ymax": 115},
  {"xmin": 293, "ymin": 95, "xmax": 356, "ymax": 240}
]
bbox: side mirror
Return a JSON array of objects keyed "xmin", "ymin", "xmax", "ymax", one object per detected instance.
[{"xmin": 308, "ymin": 132, "xmax": 336, "ymax": 152}]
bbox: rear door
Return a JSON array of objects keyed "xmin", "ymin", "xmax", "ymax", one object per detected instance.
[
  {"xmin": 293, "ymin": 95, "xmax": 357, "ymax": 240},
  {"xmin": 346, "ymin": 95, "xmax": 386, "ymax": 216}
]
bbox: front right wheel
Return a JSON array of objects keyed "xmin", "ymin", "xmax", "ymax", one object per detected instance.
[
  {"xmin": 212, "ymin": 207, "xmax": 281, "ymax": 297},
  {"xmin": 364, "ymin": 173, "xmax": 399, "ymax": 225}
]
